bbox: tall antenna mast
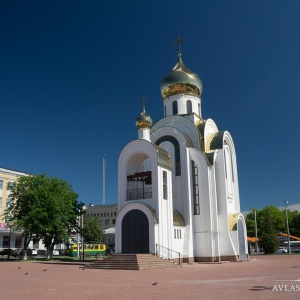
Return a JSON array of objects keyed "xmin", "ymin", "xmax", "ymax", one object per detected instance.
[{"xmin": 102, "ymin": 153, "xmax": 106, "ymax": 205}]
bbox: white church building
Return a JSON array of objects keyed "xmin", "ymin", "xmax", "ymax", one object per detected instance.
[{"xmin": 115, "ymin": 40, "xmax": 248, "ymax": 263}]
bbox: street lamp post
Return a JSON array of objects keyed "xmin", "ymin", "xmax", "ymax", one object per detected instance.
[
  {"xmin": 81, "ymin": 212, "xmax": 84, "ymax": 261},
  {"xmin": 254, "ymin": 210, "xmax": 258, "ymax": 255},
  {"xmin": 284, "ymin": 200, "xmax": 291, "ymax": 254}
]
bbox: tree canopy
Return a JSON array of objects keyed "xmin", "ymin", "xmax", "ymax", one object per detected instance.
[
  {"xmin": 82, "ymin": 216, "xmax": 103, "ymax": 242},
  {"xmin": 245, "ymin": 205, "xmax": 300, "ymax": 254},
  {"xmin": 5, "ymin": 174, "xmax": 84, "ymax": 258}
]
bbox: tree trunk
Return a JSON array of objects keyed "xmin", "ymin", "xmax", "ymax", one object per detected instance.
[{"xmin": 22, "ymin": 236, "xmax": 31, "ymax": 261}]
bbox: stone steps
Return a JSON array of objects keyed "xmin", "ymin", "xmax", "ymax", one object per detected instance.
[{"xmin": 85, "ymin": 254, "xmax": 180, "ymax": 270}]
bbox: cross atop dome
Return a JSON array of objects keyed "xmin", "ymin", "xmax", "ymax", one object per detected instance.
[
  {"xmin": 172, "ymin": 35, "xmax": 185, "ymax": 56},
  {"xmin": 141, "ymin": 97, "xmax": 147, "ymax": 113}
]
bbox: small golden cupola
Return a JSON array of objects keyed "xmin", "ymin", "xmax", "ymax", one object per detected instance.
[{"xmin": 136, "ymin": 98, "xmax": 152, "ymax": 141}]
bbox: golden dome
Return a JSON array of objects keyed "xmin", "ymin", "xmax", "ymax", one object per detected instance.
[
  {"xmin": 136, "ymin": 104, "xmax": 152, "ymax": 129},
  {"xmin": 160, "ymin": 54, "xmax": 203, "ymax": 100}
]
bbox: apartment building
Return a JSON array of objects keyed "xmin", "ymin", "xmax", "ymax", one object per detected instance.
[
  {"xmin": 0, "ymin": 167, "xmax": 28, "ymax": 249},
  {"xmin": 85, "ymin": 204, "xmax": 118, "ymax": 230}
]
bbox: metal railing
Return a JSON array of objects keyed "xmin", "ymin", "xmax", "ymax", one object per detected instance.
[
  {"xmin": 155, "ymin": 243, "xmax": 182, "ymax": 265},
  {"xmin": 126, "ymin": 187, "xmax": 152, "ymax": 200}
]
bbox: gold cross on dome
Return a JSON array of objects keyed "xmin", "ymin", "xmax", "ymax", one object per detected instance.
[
  {"xmin": 172, "ymin": 35, "xmax": 185, "ymax": 55},
  {"xmin": 141, "ymin": 97, "xmax": 147, "ymax": 113}
]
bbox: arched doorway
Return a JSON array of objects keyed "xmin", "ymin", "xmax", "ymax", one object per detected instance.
[
  {"xmin": 122, "ymin": 209, "xmax": 149, "ymax": 253},
  {"xmin": 238, "ymin": 218, "xmax": 246, "ymax": 260}
]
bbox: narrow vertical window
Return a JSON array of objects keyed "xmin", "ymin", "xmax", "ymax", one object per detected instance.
[
  {"xmin": 172, "ymin": 101, "xmax": 178, "ymax": 115},
  {"xmin": 163, "ymin": 171, "xmax": 168, "ymax": 200},
  {"xmin": 164, "ymin": 105, "xmax": 166, "ymax": 117},
  {"xmin": 225, "ymin": 146, "xmax": 233, "ymax": 196},
  {"xmin": 186, "ymin": 100, "xmax": 192, "ymax": 113},
  {"xmin": 192, "ymin": 160, "xmax": 200, "ymax": 215},
  {"xmin": 198, "ymin": 103, "xmax": 200, "ymax": 116},
  {"xmin": 174, "ymin": 229, "xmax": 177, "ymax": 239},
  {"xmin": 224, "ymin": 152, "xmax": 228, "ymax": 179}
]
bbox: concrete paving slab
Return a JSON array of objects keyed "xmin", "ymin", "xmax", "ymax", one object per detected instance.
[{"xmin": 0, "ymin": 255, "xmax": 300, "ymax": 299}]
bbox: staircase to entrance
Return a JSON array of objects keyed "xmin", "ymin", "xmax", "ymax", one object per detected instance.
[{"xmin": 84, "ymin": 254, "xmax": 180, "ymax": 270}]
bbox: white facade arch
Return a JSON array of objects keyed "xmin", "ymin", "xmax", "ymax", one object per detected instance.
[
  {"xmin": 152, "ymin": 116, "xmax": 201, "ymax": 150},
  {"xmin": 115, "ymin": 203, "xmax": 157, "ymax": 254}
]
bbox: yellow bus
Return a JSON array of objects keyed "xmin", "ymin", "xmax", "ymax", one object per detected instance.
[{"xmin": 67, "ymin": 241, "xmax": 106, "ymax": 257}]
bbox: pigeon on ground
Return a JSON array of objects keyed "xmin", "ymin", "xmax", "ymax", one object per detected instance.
[
  {"xmin": 152, "ymin": 282, "xmax": 157, "ymax": 285},
  {"xmin": 25, "ymin": 272, "xmax": 28, "ymax": 275},
  {"xmin": 43, "ymin": 269, "xmax": 47, "ymax": 271}
]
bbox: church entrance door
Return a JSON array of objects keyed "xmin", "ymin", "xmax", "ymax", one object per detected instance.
[
  {"xmin": 238, "ymin": 218, "xmax": 246, "ymax": 260},
  {"xmin": 122, "ymin": 209, "xmax": 149, "ymax": 254}
]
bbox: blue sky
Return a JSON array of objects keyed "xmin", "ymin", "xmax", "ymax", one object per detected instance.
[{"xmin": 0, "ymin": 1, "xmax": 299, "ymax": 211}]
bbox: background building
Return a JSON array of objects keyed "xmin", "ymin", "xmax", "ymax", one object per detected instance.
[
  {"xmin": 85, "ymin": 204, "xmax": 117, "ymax": 230},
  {"xmin": 0, "ymin": 167, "xmax": 28, "ymax": 249},
  {"xmin": 85, "ymin": 204, "xmax": 117, "ymax": 249}
]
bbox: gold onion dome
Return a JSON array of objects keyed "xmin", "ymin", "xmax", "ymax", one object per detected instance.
[
  {"xmin": 136, "ymin": 107, "xmax": 152, "ymax": 129},
  {"xmin": 160, "ymin": 54, "xmax": 203, "ymax": 100}
]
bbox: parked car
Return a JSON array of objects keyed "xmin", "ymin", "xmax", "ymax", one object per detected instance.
[
  {"xmin": 52, "ymin": 250, "xmax": 59, "ymax": 256},
  {"xmin": 276, "ymin": 247, "xmax": 288, "ymax": 254},
  {"xmin": 12, "ymin": 249, "xmax": 20, "ymax": 256},
  {"xmin": 0, "ymin": 248, "xmax": 13, "ymax": 256},
  {"xmin": 37, "ymin": 249, "xmax": 47, "ymax": 256},
  {"xmin": 13, "ymin": 249, "xmax": 33, "ymax": 257},
  {"xmin": 32, "ymin": 249, "xmax": 38, "ymax": 256}
]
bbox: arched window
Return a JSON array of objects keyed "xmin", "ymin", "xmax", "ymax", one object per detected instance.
[
  {"xmin": 186, "ymin": 100, "xmax": 192, "ymax": 113},
  {"xmin": 172, "ymin": 101, "xmax": 178, "ymax": 115}
]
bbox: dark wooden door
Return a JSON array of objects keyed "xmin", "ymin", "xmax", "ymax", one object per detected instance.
[{"xmin": 122, "ymin": 209, "xmax": 149, "ymax": 253}]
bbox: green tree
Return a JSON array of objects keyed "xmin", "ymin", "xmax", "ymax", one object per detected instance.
[
  {"xmin": 258, "ymin": 206, "xmax": 285, "ymax": 233},
  {"xmin": 258, "ymin": 207, "xmax": 280, "ymax": 254},
  {"xmin": 288, "ymin": 210, "xmax": 300, "ymax": 237},
  {"xmin": 82, "ymin": 217, "xmax": 103, "ymax": 242},
  {"xmin": 4, "ymin": 174, "xmax": 84, "ymax": 259},
  {"xmin": 245, "ymin": 209, "xmax": 257, "ymax": 237},
  {"xmin": 246, "ymin": 205, "xmax": 286, "ymax": 254}
]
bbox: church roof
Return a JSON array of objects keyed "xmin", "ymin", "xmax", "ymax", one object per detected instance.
[
  {"xmin": 228, "ymin": 213, "xmax": 239, "ymax": 230},
  {"xmin": 153, "ymin": 145, "xmax": 172, "ymax": 170},
  {"xmin": 207, "ymin": 131, "xmax": 225, "ymax": 151},
  {"xmin": 143, "ymin": 204, "xmax": 159, "ymax": 224},
  {"xmin": 173, "ymin": 210, "xmax": 185, "ymax": 226},
  {"xmin": 181, "ymin": 132, "xmax": 194, "ymax": 148},
  {"xmin": 196, "ymin": 120, "xmax": 206, "ymax": 152}
]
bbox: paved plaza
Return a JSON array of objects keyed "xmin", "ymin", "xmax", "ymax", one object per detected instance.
[{"xmin": 0, "ymin": 255, "xmax": 300, "ymax": 299}]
